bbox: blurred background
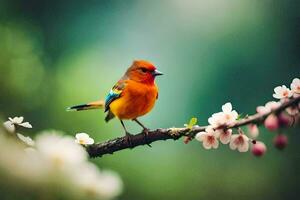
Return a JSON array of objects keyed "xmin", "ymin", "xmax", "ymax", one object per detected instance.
[{"xmin": 0, "ymin": 0, "xmax": 299, "ymax": 199}]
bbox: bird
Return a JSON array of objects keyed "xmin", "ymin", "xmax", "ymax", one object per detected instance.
[{"xmin": 67, "ymin": 60, "xmax": 163, "ymax": 140}]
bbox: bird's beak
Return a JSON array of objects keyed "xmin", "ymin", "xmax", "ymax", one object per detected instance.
[{"xmin": 152, "ymin": 69, "xmax": 163, "ymax": 76}]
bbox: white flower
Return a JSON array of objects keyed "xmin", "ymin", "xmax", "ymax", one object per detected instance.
[
  {"xmin": 72, "ymin": 163, "xmax": 123, "ymax": 199},
  {"xmin": 291, "ymin": 78, "xmax": 300, "ymax": 94},
  {"xmin": 36, "ymin": 133, "xmax": 87, "ymax": 168},
  {"xmin": 208, "ymin": 103, "xmax": 238, "ymax": 127},
  {"xmin": 195, "ymin": 127, "xmax": 220, "ymax": 149},
  {"xmin": 75, "ymin": 133, "xmax": 94, "ymax": 145},
  {"xmin": 256, "ymin": 101, "xmax": 281, "ymax": 115},
  {"xmin": 273, "ymin": 85, "xmax": 293, "ymax": 99},
  {"xmin": 3, "ymin": 116, "xmax": 32, "ymax": 133},
  {"xmin": 17, "ymin": 133, "xmax": 35, "ymax": 146},
  {"xmin": 98, "ymin": 170, "xmax": 123, "ymax": 199},
  {"xmin": 208, "ymin": 112, "xmax": 224, "ymax": 127},
  {"xmin": 229, "ymin": 134, "xmax": 249, "ymax": 152},
  {"xmin": 221, "ymin": 103, "xmax": 238, "ymax": 125},
  {"xmin": 217, "ymin": 129, "xmax": 232, "ymax": 144}
]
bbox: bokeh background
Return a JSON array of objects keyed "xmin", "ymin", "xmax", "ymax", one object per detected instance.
[{"xmin": 1, "ymin": 0, "xmax": 300, "ymax": 199}]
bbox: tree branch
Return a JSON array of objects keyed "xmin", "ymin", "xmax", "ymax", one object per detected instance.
[{"xmin": 87, "ymin": 96, "xmax": 300, "ymax": 158}]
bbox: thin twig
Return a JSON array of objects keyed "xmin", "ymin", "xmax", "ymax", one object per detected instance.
[{"xmin": 87, "ymin": 96, "xmax": 300, "ymax": 158}]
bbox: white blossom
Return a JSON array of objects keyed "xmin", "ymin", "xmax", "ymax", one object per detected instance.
[
  {"xmin": 36, "ymin": 133, "xmax": 87, "ymax": 169},
  {"xmin": 195, "ymin": 127, "xmax": 220, "ymax": 149},
  {"xmin": 0, "ymin": 130, "xmax": 123, "ymax": 199},
  {"xmin": 17, "ymin": 133, "xmax": 35, "ymax": 146},
  {"xmin": 273, "ymin": 85, "xmax": 293, "ymax": 99},
  {"xmin": 221, "ymin": 103, "xmax": 238, "ymax": 125},
  {"xmin": 217, "ymin": 129, "xmax": 232, "ymax": 144},
  {"xmin": 208, "ymin": 112, "xmax": 224, "ymax": 127},
  {"xmin": 72, "ymin": 163, "xmax": 123, "ymax": 199},
  {"xmin": 3, "ymin": 116, "xmax": 32, "ymax": 133},
  {"xmin": 290, "ymin": 78, "xmax": 300, "ymax": 94},
  {"xmin": 208, "ymin": 102, "xmax": 238, "ymax": 127},
  {"xmin": 229, "ymin": 134, "xmax": 249, "ymax": 152},
  {"xmin": 256, "ymin": 101, "xmax": 281, "ymax": 115},
  {"xmin": 75, "ymin": 133, "xmax": 94, "ymax": 145}
]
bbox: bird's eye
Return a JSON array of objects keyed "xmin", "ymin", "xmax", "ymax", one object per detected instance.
[{"xmin": 140, "ymin": 68, "xmax": 148, "ymax": 73}]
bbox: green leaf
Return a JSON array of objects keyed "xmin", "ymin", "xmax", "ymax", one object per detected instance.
[
  {"xmin": 187, "ymin": 117, "xmax": 197, "ymax": 129},
  {"xmin": 237, "ymin": 114, "xmax": 244, "ymax": 120}
]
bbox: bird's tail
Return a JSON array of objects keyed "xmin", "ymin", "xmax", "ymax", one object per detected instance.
[{"xmin": 67, "ymin": 100, "xmax": 105, "ymax": 111}]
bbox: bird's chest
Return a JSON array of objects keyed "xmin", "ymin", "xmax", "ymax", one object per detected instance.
[
  {"xmin": 111, "ymin": 84, "xmax": 157, "ymax": 119},
  {"xmin": 127, "ymin": 85, "xmax": 157, "ymax": 111}
]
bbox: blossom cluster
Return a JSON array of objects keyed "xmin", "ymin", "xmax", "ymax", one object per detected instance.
[
  {"xmin": 195, "ymin": 102, "xmax": 250, "ymax": 152},
  {"xmin": 1, "ymin": 117, "xmax": 122, "ymax": 200},
  {"xmin": 193, "ymin": 78, "xmax": 299, "ymax": 157}
]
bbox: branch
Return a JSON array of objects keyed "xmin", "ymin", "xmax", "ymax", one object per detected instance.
[{"xmin": 87, "ymin": 96, "xmax": 300, "ymax": 158}]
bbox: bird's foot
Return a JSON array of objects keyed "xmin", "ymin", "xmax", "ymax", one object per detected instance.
[
  {"xmin": 124, "ymin": 132, "xmax": 134, "ymax": 148},
  {"xmin": 142, "ymin": 128, "xmax": 152, "ymax": 147}
]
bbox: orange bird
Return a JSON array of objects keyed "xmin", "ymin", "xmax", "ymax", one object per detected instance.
[{"xmin": 68, "ymin": 60, "xmax": 163, "ymax": 137}]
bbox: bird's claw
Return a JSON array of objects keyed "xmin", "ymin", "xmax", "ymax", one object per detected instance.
[
  {"xmin": 125, "ymin": 132, "xmax": 134, "ymax": 148},
  {"xmin": 142, "ymin": 128, "xmax": 152, "ymax": 147}
]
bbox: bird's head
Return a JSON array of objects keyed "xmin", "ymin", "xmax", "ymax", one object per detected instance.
[{"xmin": 125, "ymin": 60, "xmax": 163, "ymax": 84}]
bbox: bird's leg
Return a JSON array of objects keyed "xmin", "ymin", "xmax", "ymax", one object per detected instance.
[
  {"xmin": 133, "ymin": 118, "xmax": 149, "ymax": 132},
  {"xmin": 133, "ymin": 118, "xmax": 151, "ymax": 147},
  {"xmin": 120, "ymin": 120, "xmax": 133, "ymax": 148}
]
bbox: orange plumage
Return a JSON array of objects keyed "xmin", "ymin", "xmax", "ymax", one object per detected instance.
[{"xmin": 68, "ymin": 60, "xmax": 163, "ymax": 136}]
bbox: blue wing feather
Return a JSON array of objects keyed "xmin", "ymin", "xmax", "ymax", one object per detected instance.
[{"xmin": 104, "ymin": 80, "xmax": 126, "ymax": 112}]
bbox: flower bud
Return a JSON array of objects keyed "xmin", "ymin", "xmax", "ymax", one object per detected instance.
[
  {"xmin": 247, "ymin": 124, "xmax": 259, "ymax": 138},
  {"xmin": 251, "ymin": 141, "xmax": 267, "ymax": 157},
  {"xmin": 273, "ymin": 134, "xmax": 288, "ymax": 150},
  {"xmin": 264, "ymin": 114, "xmax": 279, "ymax": 131},
  {"xmin": 278, "ymin": 113, "xmax": 291, "ymax": 127},
  {"xmin": 183, "ymin": 136, "xmax": 192, "ymax": 144}
]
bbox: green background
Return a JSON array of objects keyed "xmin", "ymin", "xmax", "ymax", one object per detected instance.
[{"xmin": 0, "ymin": 0, "xmax": 299, "ymax": 199}]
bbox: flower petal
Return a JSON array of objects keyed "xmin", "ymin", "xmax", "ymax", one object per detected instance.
[
  {"xmin": 11, "ymin": 116, "xmax": 24, "ymax": 124},
  {"xmin": 17, "ymin": 133, "xmax": 35, "ymax": 146},
  {"xmin": 231, "ymin": 111, "xmax": 238, "ymax": 120},
  {"xmin": 19, "ymin": 122, "xmax": 32, "ymax": 128},
  {"xmin": 86, "ymin": 138, "xmax": 95, "ymax": 145},
  {"xmin": 274, "ymin": 86, "xmax": 282, "ymax": 93},
  {"xmin": 222, "ymin": 103, "xmax": 232, "ymax": 113},
  {"xmin": 219, "ymin": 129, "xmax": 232, "ymax": 144},
  {"xmin": 3, "ymin": 121, "xmax": 15, "ymax": 133},
  {"xmin": 75, "ymin": 133, "xmax": 90, "ymax": 139},
  {"xmin": 195, "ymin": 132, "xmax": 206, "ymax": 142},
  {"xmin": 203, "ymin": 141, "xmax": 212, "ymax": 149},
  {"xmin": 212, "ymin": 139, "xmax": 219, "ymax": 149},
  {"xmin": 238, "ymin": 142, "xmax": 249, "ymax": 152}
]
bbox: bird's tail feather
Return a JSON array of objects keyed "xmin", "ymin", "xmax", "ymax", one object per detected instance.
[
  {"xmin": 105, "ymin": 110, "xmax": 115, "ymax": 122},
  {"xmin": 67, "ymin": 100, "xmax": 104, "ymax": 111}
]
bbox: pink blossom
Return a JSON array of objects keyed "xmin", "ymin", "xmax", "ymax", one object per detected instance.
[
  {"xmin": 247, "ymin": 124, "xmax": 259, "ymax": 138},
  {"xmin": 229, "ymin": 134, "xmax": 249, "ymax": 152},
  {"xmin": 251, "ymin": 141, "xmax": 267, "ymax": 157},
  {"xmin": 256, "ymin": 101, "xmax": 281, "ymax": 115},
  {"xmin": 195, "ymin": 127, "xmax": 220, "ymax": 150},
  {"xmin": 216, "ymin": 129, "xmax": 232, "ymax": 144},
  {"xmin": 286, "ymin": 105, "xmax": 299, "ymax": 116},
  {"xmin": 278, "ymin": 113, "xmax": 292, "ymax": 127},
  {"xmin": 208, "ymin": 103, "xmax": 238, "ymax": 127},
  {"xmin": 264, "ymin": 114, "xmax": 279, "ymax": 131},
  {"xmin": 273, "ymin": 85, "xmax": 293, "ymax": 99},
  {"xmin": 290, "ymin": 78, "xmax": 300, "ymax": 94},
  {"xmin": 273, "ymin": 134, "xmax": 288, "ymax": 150}
]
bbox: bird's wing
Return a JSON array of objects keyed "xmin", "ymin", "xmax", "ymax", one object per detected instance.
[{"xmin": 104, "ymin": 80, "xmax": 126, "ymax": 112}]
